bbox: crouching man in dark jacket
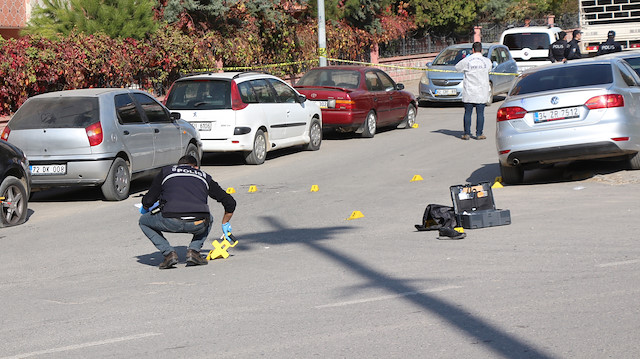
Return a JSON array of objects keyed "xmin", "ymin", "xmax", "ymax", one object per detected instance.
[{"xmin": 139, "ymin": 155, "xmax": 236, "ymax": 269}]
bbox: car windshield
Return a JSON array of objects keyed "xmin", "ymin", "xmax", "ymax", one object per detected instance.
[
  {"xmin": 296, "ymin": 69, "xmax": 360, "ymax": 89},
  {"xmin": 509, "ymin": 64, "xmax": 613, "ymax": 96},
  {"xmin": 503, "ymin": 33, "xmax": 551, "ymax": 50},
  {"xmin": 432, "ymin": 48, "xmax": 489, "ymax": 65},
  {"xmin": 165, "ymin": 79, "xmax": 231, "ymax": 110},
  {"xmin": 9, "ymin": 97, "xmax": 99, "ymax": 129}
]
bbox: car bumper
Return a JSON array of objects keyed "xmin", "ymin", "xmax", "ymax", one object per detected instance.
[
  {"xmin": 320, "ymin": 110, "xmax": 367, "ymax": 128},
  {"xmin": 501, "ymin": 141, "xmax": 636, "ymax": 166},
  {"xmin": 29, "ymin": 159, "xmax": 113, "ymax": 187},
  {"xmin": 418, "ymin": 83, "xmax": 462, "ymax": 102}
]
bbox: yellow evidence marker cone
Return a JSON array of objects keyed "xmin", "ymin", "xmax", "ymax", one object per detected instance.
[
  {"xmin": 310, "ymin": 185, "xmax": 319, "ymax": 192},
  {"xmin": 346, "ymin": 211, "xmax": 365, "ymax": 220},
  {"xmin": 454, "ymin": 227, "xmax": 465, "ymax": 233},
  {"xmin": 410, "ymin": 175, "xmax": 424, "ymax": 182},
  {"xmin": 492, "ymin": 176, "xmax": 504, "ymax": 189},
  {"xmin": 248, "ymin": 185, "xmax": 257, "ymax": 193},
  {"xmin": 226, "ymin": 187, "xmax": 236, "ymax": 194},
  {"xmin": 411, "ymin": 123, "xmax": 419, "ymax": 128}
]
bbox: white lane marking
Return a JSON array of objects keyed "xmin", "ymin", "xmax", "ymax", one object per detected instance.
[
  {"xmin": 1, "ymin": 332, "xmax": 162, "ymax": 359},
  {"xmin": 315, "ymin": 285, "xmax": 462, "ymax": 309},
  {"xmin": 597, "ymin": 259, "xmax": 640, "ymax": 268}
]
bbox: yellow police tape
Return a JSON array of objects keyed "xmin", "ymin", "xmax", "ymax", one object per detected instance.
[{"xmin": 188, "ymin": 57, "xmax": 518, "ymax": 76}]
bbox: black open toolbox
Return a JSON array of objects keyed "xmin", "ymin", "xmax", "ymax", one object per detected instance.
[{"xmin": 449, "ymin": 182, "xmax": 511, "ymax": 229}]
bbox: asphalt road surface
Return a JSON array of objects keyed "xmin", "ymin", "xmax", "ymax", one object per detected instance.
[{"xmin": 2, "ymin": 89, "xmax": 639, "ymax": 358}]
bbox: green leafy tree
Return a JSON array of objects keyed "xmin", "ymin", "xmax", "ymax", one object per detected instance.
[
  {"xmin": 24, "ymin": 0, "xmax": 159, "ymax": 40},
  {"xmin": 408, "ymin": 0, "xmax": 481, "ymax": 34}
]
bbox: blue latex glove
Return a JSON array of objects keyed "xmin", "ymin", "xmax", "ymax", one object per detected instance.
[
  {"xmin": 222, "ymin": 222, "xmax": 232, "ymax": 241},
  {"xmin": 139, "ymin": 201, "xmax": 159, "ymax": 214}
]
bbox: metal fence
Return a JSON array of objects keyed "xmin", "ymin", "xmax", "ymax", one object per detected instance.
[{"xmin": 379, "ymin": 34, "xmax": 465, "ymax": 58}]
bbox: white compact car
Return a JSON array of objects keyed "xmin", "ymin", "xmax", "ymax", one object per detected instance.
[
  {"xmin": 500, "ymin": 26, "xmax": 564, "ymax": 73},
  {"xmin": 164, "ymin": 72, "xmax": 323, "ymax": 165}
]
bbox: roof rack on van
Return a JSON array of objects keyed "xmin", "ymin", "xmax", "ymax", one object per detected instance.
[{"xmin": 179, "ymin": 70, "xmax": 219, "ymax": 78}]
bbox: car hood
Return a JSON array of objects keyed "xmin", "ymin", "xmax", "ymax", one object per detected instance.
[{"xmin": 426, "ymin": 65, "xmax": 463, "ymax": 80}]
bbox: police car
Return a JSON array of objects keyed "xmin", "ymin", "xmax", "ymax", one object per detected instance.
[{"xmin": 500, "ymin": 26, "xmax": 564, "ymax": 73}]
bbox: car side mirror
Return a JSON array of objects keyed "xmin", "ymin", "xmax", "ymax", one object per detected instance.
[
  {"xmin": 427, "ymin": 62, "xmax": 433, "ymax": 67},
  {"xmin": 297, "ymin": 94, "xmax": 307, "ymax": 103},
  {"xmin": 170, "ymin": 112, "xmax": 181, "ymax": 121},
  {"xmin": 396, "ymin": 83, "xmax": 405, "ymax": 90},
  {"xmin": 492, "ymin": 61, "xmax": 499, "ymax": 69}
]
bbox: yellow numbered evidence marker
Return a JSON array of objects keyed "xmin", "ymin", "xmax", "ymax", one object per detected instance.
[{"xmin": 207, "ymin": 233, "xmax": 238, "ymax": 260}]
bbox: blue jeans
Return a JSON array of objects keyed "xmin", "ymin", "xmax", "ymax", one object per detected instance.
[
  {"xmin": 463, "ymin": 103, "xmax": 486, "ymax": 137},
  {"xmin": 139, "ymin": 213, "xmax": 213, "ymax": 256}
]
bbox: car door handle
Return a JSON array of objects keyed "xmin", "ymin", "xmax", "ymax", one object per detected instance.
[
  {"xmin": 123, "ymin": 130, "xmax": 130, "ymax": 135},
  {"xmin": 154, "ymin": 128, "xmax": 160, "ymax": 133}
]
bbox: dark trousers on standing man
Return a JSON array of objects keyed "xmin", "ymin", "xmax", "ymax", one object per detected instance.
[{"xmin": 463, "ymin": 102, "xmax": 486, "ymax": 137}]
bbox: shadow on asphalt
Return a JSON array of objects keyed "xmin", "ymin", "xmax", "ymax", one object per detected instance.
[{"xmin": 238, "ymin": 216, "xmax": 557, "ymax": 359}]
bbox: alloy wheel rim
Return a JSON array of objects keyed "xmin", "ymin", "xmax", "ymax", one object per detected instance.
[
  {"xmin": 368, "ymin": 113, "xmax": 376, "ymax": 134},
  {"xmin": 1, "ymin": 185, "xmax": 23, "ymax": 224},
  {"xmin": 256, "ymin": 135, "xmax": 266, "ymax": 160},
  {"xmin": 115, "ymin": 165, "xmax": 129, "ymax": 194},
  {"xmin": 407, "ymin": 107, "xmax": 416, "ymax": 127},
  {"xmin": 310, "ymin": 123, "xmax": 321, "ymax": 146}
]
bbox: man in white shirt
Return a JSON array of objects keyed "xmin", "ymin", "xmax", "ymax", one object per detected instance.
[{"xmin": 455, "ymin": 42, "xmax": 492, "ymax": 140}]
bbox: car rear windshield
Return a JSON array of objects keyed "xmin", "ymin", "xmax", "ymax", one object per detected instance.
[
  {"xmin": 432, "ymin": 48, "xmax": 489, "ymax": 65},
  {"xmin": 296, "ymin": 69, "xmax": 361, "ymax": 89},
  {"xmin": 165, "ymin": 79, "xmax": 231, "ymax": 110},
  {"xmin": 10, "ymin": 97, "xmax": 99, "ymax": 129},
  {"xmin": 509, "ymin": 64, "xmax": 613, "ymax": 96},
  {"xmin": 503, "ymin": 33, "xmax": 551, "ymax": 50}
]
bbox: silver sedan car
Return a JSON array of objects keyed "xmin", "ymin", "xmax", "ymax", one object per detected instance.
[
  {"xmin": 496, "ymin": 58, "xmax": 640, "ymax": 184},
  {"xmin": 418, "ymin": 43, "xmax": 518, "ymax": 103},
  {"xmin": 1, "ymin": 88, "xmax": 202, "ymax": 200}
]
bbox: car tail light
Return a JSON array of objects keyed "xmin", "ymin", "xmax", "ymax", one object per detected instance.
[
  {"xmin": 231, "ymin": 81, "xmax": 248, "ymax": 111},
  {"xmin": 163, "ymin": 83, "xmax": 175, "ymax": 105},
  {"xmin": 612, "ymin": 137, "xmax": 629, "ymax": 141},
  {"xmin": 335, "ymin": 99, "xmax": 355, "ymax": 110},
  {"xmin": 585, "ymin": 94, "xmax": 624, "ymax": 109},
  {"xmin": 497, "ymin": 106, "xmax": 527, "ymax": 122},
  {"xmin": 85, "ymin": 122, "xmax": 103, "ymax": 146},
  {"xmin": 1, "ymin": 126, "xmax": 9, "ymax": 141}
]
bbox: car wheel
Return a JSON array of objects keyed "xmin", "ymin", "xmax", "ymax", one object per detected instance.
[
  {"xmin": 305, "ymin": 120, "xmax": 322, "ymax": 151},
  {"xmin": 245, "ymin": 129, "xmax": 267, "ymax": 165},
  {"xmin": 101, "ymin": 157, "xmax": 131, "ymax": 201},
  {"xmin": 185, "ymin": 143, "xmax": 201, "ymax": 167},
  {"xmin": 361, "ymin": 110, "xmax": 377, "ymax": 138},
  {"xmin": 0, "ymin": 176, "xmax": 28, "ymax": 227},
  {"xmin": 500, "ymin": 163, "xmax": 524, "ymax": 185},
  {"xmin": 627, "ymin": 152, "xmax": 640, "ymax": 170},
  {"xmin": 398, "ymin": 104, "xmax": 416, "ymax": 129}
]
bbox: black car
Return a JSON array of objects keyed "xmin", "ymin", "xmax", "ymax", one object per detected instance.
[{"xmin": 0, "ymin": 139, "xmax": 30, "ymax": 227}]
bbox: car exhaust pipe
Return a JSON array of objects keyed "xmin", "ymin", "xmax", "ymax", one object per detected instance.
[{"xmin": 512, "ymin": 158, "xmax": 520, "ymax": 166}]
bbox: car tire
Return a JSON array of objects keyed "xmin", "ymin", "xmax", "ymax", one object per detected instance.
[
  {"xmin": 398, "ymin": 104, "xmax": 417, "ymax": 129},
  {"xmin": 245, "ymin": 129, "xmax": 267, "ymax": 165},
  {"xmin": 305, "ymin": 120, "xmax": 322, "ymax": 151},
  {"xmin": 185, "ymin": 143, "xmax": 201, "ymax": 167},
  {"xmin": 500, "ymin": 163, "xmax": 524, "ymax": 185},
  {"xmin": 101, "ymin": 157, "xmax": 131, "ymax": 201},
  {"xmin": 627, "ymin": 152, "xmax": 640, "ymax": 170},
  {"xmin": 0, "ymin": 176, "xmax": 28, "ymax": 227},
  {"xmin": 361, "ymin": 110, "xmax": 377, "ymax": 138}
]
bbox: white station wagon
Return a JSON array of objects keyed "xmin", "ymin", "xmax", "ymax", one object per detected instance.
[{"xmin": 164, "ymin": 72, "xmax": 323, "ymax": 165}]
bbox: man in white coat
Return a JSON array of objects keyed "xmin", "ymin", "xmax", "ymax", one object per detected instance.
[{"xmin": 455, "ymin": 42, "xmax": 492, "ymax": 140}]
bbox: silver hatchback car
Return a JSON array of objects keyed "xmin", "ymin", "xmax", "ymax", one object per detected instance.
[
  {"xmin": 496, "ymin": 58, "xmax": 640, "ymax": 184},
  {"xmin": 1, "ymin": 88, "xmax": 202, "ymax": 200}
]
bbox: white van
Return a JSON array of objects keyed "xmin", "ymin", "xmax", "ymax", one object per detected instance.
[{"xmin": 500, "ymin": 26, "xmax": 564, "ymax": 73}]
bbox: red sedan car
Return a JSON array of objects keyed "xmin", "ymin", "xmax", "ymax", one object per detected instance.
[{"xmin": 294, "ymin": 66, "xmax": 417, "ymax": 137}]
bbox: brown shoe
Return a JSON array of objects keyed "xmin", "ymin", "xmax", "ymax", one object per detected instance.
[
  {"xmin": 159, "ymin": 251, "xmax": 178, "ymax": 269},
  {"xmin": 476, "ymin": 135, "xmax": 487, "ymax": 140},
  {"xmin": 461, "ymin": 134, "xmax": 470, "ymax": 140},
  {"xmin": 186, "ymin": 249, "xmax": 208, "ymax": 266}
]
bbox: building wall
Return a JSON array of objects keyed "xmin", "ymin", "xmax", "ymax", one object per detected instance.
[{"xmin": 0, "ymin": 0, "xmax": 42, "ymax": 39}]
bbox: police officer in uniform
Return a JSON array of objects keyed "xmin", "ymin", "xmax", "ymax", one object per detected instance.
[
  {"xmin": 597, "ymin": 30, "xmax": 622, "ymax": 55},
  {"xmin": 567, "ymin": 29, "xmax": 582, "ymax": 60},
  {"xmin": 549, "ymin": 31, "xmax": 568, "ymax": 63},
  {"xmin": 139, "ymin": 155, "xmax": 236, "ymax": 269}
]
